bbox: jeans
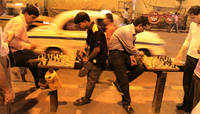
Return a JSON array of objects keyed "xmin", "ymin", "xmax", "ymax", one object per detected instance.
[
  {"xmin": 192, "ymin": 74, "xmax": 200, "ymax": 109},
  {"xmin": 109, "ymin": 50, "xmax": 144, "ymax": 104},
  {"xmin": 84, "ymin": 62, "xmax": 103, "ymax": 98},
  {"xmin": 10, "ymin": 49, "xmax": 48, "ymax": 87},
  {"xmin": 183, "ymin": 55, "xmax": 198, "ymax": 107}
]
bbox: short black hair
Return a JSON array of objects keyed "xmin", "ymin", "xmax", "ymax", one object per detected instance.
[
  {"xmin": 132, "ymin": 16, "xmax": 149, "ymax": 27},
  {"xmin": 22, "ymin": 4, "xmax": 39, "ymax": 17},
  {"xmin": 74, "ymin": 12, "xmax": 90, "ymax": 24},
  {"xmin": 187, "ymin": 5, "xmax": 200, "ymax": 15},
  {"xmin": 105, "ymin": 13, "xmax": 114, "ymax": 22}
]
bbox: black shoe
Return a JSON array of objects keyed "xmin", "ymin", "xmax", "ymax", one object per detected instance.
[
  {"xmin": 73, "ymin": 97, "xmax": 91, "ymax": 106},
  {"xmin": 176, "ymin": 103, "xmax": 192, "ymax": 112},
  {"xmin": 112, "ymin": 81, "xmax": 124, "ymax": 95},
  {"xmin": 35, "ymin": 86, "xmax": 40, "ymax": 89},
  {"xmin": 122, "ymin": 103, "xmax": 134, "ymax": 114},
  {"xmin": 184, "ymin": 105, "xmax": 193, "ymax": 113},
  {"xmin": 22, "ymin": 79, "xmax": 27, "ymax": 82},
  {"xmin": 176, "ymin": 103, "xmax": 186, "ymax": 110},
  {"xmin": 184, "ymin": 107, "xmax": 192, "ymax": 113}
]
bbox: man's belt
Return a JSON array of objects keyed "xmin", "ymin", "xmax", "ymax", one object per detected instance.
[{"xmin": 109, "ymin": 49, "xmax": 125, "ymax": 53}]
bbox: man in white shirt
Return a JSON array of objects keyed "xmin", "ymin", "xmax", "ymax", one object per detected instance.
[
  {"xmin": 5, "ymin": 4, "xmax": 47, "ymax": 88},
  {"xmin": 176, "ymin": 6, "xmax": 200, "ymax": 113}
]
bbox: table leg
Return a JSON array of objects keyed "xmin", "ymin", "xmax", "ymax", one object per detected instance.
[
  {"xmin": 152, "ymin": 71, "xmax": 167, "ymax": 113},
  {"xmin": 6, "ymin": 102, "xmax": 12, "ymax": 114},
  {"xmin": 49, "ymin": 90, "xmax": 58, "ymax": 112}
]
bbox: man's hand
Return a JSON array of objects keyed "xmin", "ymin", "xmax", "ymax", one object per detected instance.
[
  {"xmin": 130, "ymin": 55, "xmax": 137, "ymax": 66},
  {"xmin": 82, "ymin": 56, "xmax": 89, "ymax": 63},
  {"xmin": 4, "ymin": 88, "xmax": 15, "ymax": 104}
]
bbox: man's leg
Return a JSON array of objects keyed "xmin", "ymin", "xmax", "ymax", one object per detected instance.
[
  {"xmin": 109, "ymin": 51, "xmax": 134, "ymax": 113},
  {"xmin": 85, "ymin": 64, "xmax": 102, "ymax": 98},
  {"xmin": 19, "ymin": 67, "xmax": 27, "ymax": 82},
  {"xmin": 12, "ymin": 49, "xmax": 46, "ymax": 88},
  {"xmin": 177, "ymin": 55, "xmax": 198, "ymax": 112},
  {"xmin": 175, "ymin": 23, "xmax": 178, "ymax": 33},
  {"xmin": 169, "ymin": 23, "xmax": 175, "ymax": 32},
  {"xmin": 74, "ymin": 62, "xmax": 102, "ymax": 106},
  {"xmin": 28, "ymin": 63, "xmax": 40, "ymax": 88},
  {"xmin": 193, "ymin": 74, "xmax": 200, "ymax": 109},
  {"xmin": 127, "ymin": 58, "xmax": 145, "ymax": 82}
]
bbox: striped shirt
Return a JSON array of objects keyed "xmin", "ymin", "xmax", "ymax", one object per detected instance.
[{"xmin": 108, "ymin": 24, "xmax": 138, "ymax": 54}]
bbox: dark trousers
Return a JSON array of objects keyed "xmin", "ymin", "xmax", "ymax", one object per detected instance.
[
  {"xmin": 192, "ymin": 74, "xmax": 200, "ymax": 109},
  {"xmin": 9, "ymin": 49, "xmax": 48, "ymax": 88},
  {"xmin": 84, "ymin": 62, "xmax": 103, "ymax": 99},
  {"xmin": 169, "ymin": 22, "xmax": 178, "ymax": 32},
  {"xmin": 109, "ymin": 50, "xmax": 144, "ymax": 104},
  {"xmin": 127, "ymin": 55, "xmax": 145, "ymax": 82},
  {"xmin": 182, "ymin": 55, "xmax": 198, "ymax": 107}
]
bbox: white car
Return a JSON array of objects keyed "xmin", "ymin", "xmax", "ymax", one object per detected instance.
[{"xmin": 28, "ymin": 10, "xmax": 166, "ymax": 62}]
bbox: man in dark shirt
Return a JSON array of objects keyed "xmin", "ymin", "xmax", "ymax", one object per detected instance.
[{"xmin": 73, "ymin": 12, "xmax": 107, "ymax": 106}]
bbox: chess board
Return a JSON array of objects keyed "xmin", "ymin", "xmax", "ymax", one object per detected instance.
[
  {"xmin": 142, "ymin": 55, "xmax": 184, "ymax": 72},
  {"xmin": 29, "ymin": 53, "xmax": 75, "ymax": 69},
  {"xmin": 29, "ymin": 52, "xmax": 185, "ymax": 72}
]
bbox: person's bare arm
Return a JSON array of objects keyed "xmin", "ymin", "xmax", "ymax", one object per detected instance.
[
  {"xmin": 176, "ymin": 23, "xmax": 192, "ymax": 60},
  {"xmin": 176, "ymin": 45, "xmax": 188, "ymax": 60}
]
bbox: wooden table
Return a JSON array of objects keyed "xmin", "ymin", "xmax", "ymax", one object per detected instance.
[{"xmin": 29, "ymin": 55, "xmax": 184, "ymax": 113}]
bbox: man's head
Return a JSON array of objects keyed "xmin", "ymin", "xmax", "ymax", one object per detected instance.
[
  {"xmin": 74, "ymin": 12, "xmax": 91, "ymax": 29},
  {"xmin": 22, "ymin": 4, "xmax": 40, "ymax": 25},
  {"xmin": 103, "ymin": 13, "xmax": 114, "ymax": 26},
  {"xmin": 0, "ymin": 4, "xmax": 4, "ymax": 16},
  {"xmin": 132, "ymin": 16, "xmax": 150, "ymax": 33},
  {"xmin": 187, "ymin": 5, "xmax": 200, "ymax": 24}
]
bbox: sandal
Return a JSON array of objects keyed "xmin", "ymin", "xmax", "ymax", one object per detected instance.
[{"xmin": 73, "ymin": 97, "xmax": 91, "ymax": 106}]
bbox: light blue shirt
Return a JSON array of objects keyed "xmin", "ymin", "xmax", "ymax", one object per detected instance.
[{"xmin": 108, "ymin": 24, "xmax": 138, "ymax": 54}]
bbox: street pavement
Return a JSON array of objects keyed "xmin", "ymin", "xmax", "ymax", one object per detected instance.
[{"xmin": 0, "ymin": 31, "xmax": 190, "ymax": 114}]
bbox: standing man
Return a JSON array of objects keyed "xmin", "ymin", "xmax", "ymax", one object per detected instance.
[
  {"xmin": 108, "ymin": 16, "xmax": 148, "ymax": 113},
  {"xmin": 103, "ymin": 13, "xmax": 118, "ymax": 57},
  {"xmin": 4, "ymin": 4, "xmax": 47, "ymax": 88},
  {"xmin": 73, "ymin": 12, "xmax": 108, "ymax": 106},
  {"xmin": 121, "ymin": 8, "xmax": 129, "ymax": 24},
  {"xmin": 169, "ymin": 12, "xmax": 179, "ymax": 33},
  {"xmin": 0, "ymin": 26, "xmax": 15, "ymax": 105},
  {"xmin": 176, "ymin": 6, "xmax": 200, "ymax": 113},
  {"xmin": 103, "ymin": 13, "xmax": 118, "ymax": 43}
]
